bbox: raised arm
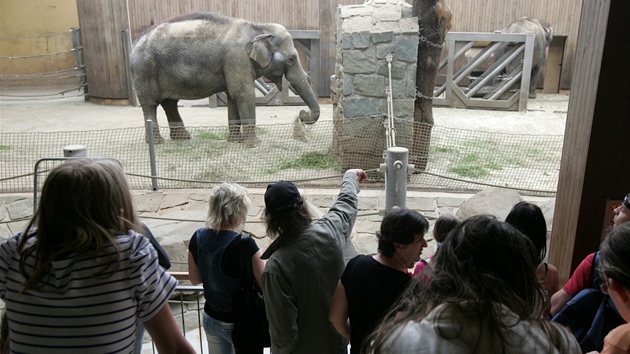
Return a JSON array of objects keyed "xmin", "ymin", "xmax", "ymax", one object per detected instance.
[{"xmin": 316, "ymin": 169, "xmax": 366, "ymax": 247}]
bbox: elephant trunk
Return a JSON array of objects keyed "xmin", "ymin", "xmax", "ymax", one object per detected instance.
[{"xmin": 286, "ymin": 67, "xmax": 320, "ymax": 124}]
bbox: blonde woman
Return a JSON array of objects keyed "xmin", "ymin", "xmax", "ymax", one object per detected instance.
[{"xmin": 188, "ymin": 182, "xmax": 266, "ymax": 354}]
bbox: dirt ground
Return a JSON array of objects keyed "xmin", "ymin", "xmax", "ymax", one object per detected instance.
[{"xmin": 0, "ymin": 93, "xmax": 569, "ymax": 135}]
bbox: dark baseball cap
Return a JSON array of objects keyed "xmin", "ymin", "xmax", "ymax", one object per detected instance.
[{"xmin": 265, "ymin": 180, "xmax": 303, "ymax": 213}]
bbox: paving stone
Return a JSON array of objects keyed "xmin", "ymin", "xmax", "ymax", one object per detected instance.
[
  {"xmin": 4, "ymin": 196, "xmax": 28, "ymax": 204},
  {"xmin": 353, "ymin": 233, "xmax": 378, "ymax": 255},
  {"xmin": 437, "ymin": 206, "xmax": 456, "ymax": 215},
  {"xmin": 161, "ymin": 193, "xmax": 190, "ymax": 210},
  {"xmin": 188, "ymin": 192, "xmax": 209, "ymax": 202},
  {"xmin": 423, "ymin": 210, "xmax": 438, "ymax": 220},
  {"xmin": 437, "ymin": 197, "xmax": 468, "ymax": 208},
  {"xmin": 5, "ymin": 199, "xmax": 33, "ymax": 220},
  {"xmin": 310, "ymin": 195, "xmax": 336, "ymax": 208},
  {"xmin": 135, "ymin": 193, "xmax": 165, "ymax": 213},
  {"xmin": 185, "ymin": 200, "xmax": 209, "ymax": 212},
  {"xmin": 406, "ymin": 197, "xmax": 435, "ymax": 211},
  {"xmin": 358, "ymin": 196, "xmax": 378, "ymax": 210},
  {"xmin": 0, "ymin": 224, "xmax": 12, "ymax": 240},
  {"xmin": 7, "ymin": 220, "xmax": 29, "ymax": 235},
  {"xmin": 356, "ymin": 220, "xmax": 380, "ymax": 234}
]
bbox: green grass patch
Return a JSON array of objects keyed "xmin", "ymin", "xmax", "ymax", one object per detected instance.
[
  {"xmin": 0, "ymin": 145, "xmax": 10, "ymax": 150},
  {"xmin": 198, "ymin": 130, "xmax": 227, "ymax": 141},
  {"xmin": 265, "ymin": 152, "xmax": 341, "ymax": 174}
]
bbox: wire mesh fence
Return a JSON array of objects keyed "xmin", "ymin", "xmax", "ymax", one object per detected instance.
[
  {"xmin": 0, "ymin": 29, "xmax": 86, "ymax": 100},
  {"xmin": 0, "ymin": 118, "xmax": 563, "ymax": 197}
]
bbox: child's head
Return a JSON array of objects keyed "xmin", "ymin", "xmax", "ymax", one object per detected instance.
[
  {"xmin": 505, "ymin": 201, "xmax": 547, "ymax": 264},
  {"xmin": 206, "ymin": 182, "xmax": 251, "ymax": 230},
  {"xmin": 598, "ymin": 223, "xmax": 630, "ymax": 322},
  {"xmin": 33, "ymin": 159, "xmax": 139, "ymax": 239},
  {"xmin": 19, "ymin": 159, "xmax": 139, "ymax": 290},
  {"xmin": 432, "ymin": 213, "xmax": 461, "ymax": 243}
]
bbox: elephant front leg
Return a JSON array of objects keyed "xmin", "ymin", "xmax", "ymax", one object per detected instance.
[
  {"xmin": 226, "ymin": 97, "xmax": 243, "ymax": 143},
  {"xmin": 231, "ymin": 92, "xmax": 260, "ymax": 148},
  {"xmin": 161, "ymin": 99, "xmax": 191, "ymax": 140},
  {"xmin": 141, "ymin": 103, "xmax": 164, "ymax": 144}
]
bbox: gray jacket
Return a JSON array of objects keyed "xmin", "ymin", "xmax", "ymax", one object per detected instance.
[{"xmin": 261, "ymin": 172, "xmax": 360, "ymax": 354}]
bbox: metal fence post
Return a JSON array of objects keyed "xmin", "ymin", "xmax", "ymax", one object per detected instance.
[
  {"xmin": 145, "ymin": 120, "xmax": 159, "ymax": 191},
  {"xmin": 385, "ymin": 147, "xmax": 409, "ymax": 211}
]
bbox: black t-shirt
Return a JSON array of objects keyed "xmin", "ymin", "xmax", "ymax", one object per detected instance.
[
  {"xmin": 188, "ymin": 230, "xmax": 260, "ymax": 278},
  {"xmin": 341, "ymin": 254, "xmax": 411, "ymax": 354}
]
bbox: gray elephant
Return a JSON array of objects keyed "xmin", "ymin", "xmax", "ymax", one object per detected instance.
[
  {"xmin": 130, "ymin": 12, "xmax": 320, "ymax": 146},
  {"xmin": 500, "ymin": 17, "xmax": 553, "ymax": 99}
]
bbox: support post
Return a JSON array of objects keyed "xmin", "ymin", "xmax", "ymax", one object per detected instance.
[
  {"xmin": 385, "ymin": 147, "xmax": 409, "ymax": 211},
  {"xmin": 145, "ymin": 120, "xmax": 159, "ymax": 191}
]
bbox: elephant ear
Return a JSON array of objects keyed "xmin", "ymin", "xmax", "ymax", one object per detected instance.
[{"xmin": 248, "ymin": 34, "xmax": 274, "ymax": 68}]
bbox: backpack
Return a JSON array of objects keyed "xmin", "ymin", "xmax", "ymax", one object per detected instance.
[{"xmin": 552, "ymin": 252, "xmax": 623, "ymax": 352}]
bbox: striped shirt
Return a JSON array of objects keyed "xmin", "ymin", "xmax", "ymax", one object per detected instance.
[{"xmin": 0, "ymin": 231, "xmax": 177, "ymax": 353}]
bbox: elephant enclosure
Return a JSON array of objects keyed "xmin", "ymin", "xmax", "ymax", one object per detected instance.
[{"xmin": 0, "ymin": 97, "xmax": 566, "ymax": 197}]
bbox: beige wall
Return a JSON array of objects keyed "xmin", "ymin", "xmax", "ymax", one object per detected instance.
[{"xmin": 0, "ymin": 0, "xmax": 79, "ymax": 73}]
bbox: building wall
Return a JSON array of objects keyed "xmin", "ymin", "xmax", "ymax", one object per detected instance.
[{"xmin": 0, "ymin": 0, "xmax": 78, "ymax": 54}]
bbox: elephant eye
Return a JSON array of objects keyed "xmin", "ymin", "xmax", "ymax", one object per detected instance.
[{"xmin": 287, "ymin": 57, "xmax": 295, "ymax": 66}]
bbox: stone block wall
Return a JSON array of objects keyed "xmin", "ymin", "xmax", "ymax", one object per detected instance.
[{"xmin": 331, "ymin": 0, "xmax": 419, "ymax": 173}]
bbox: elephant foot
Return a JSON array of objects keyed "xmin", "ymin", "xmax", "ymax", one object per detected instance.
[
  {"xmin": 145, "ymin": 132, "xmax": 165, "ymax": 144},
  {"xmin": 170, "ymin": 126, "xmax": 191, "ymax": 140},
  {"xmin": 227, "ymin": 126, "xmax": 243, "ymax": 143},
  {"xmin": 242, "ymin": 125, "xmax": 261, "ymax": 148},
  {"xmin": 529, "ymin": 92, "xmax": 537, "ymax": 99}
]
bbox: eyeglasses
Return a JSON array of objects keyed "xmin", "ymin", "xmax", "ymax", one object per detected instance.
[{"xmin": 623, "ymin": 193, "xmax": 630, "ymax": 209}]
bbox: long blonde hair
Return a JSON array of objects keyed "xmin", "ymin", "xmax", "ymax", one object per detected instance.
[{"xmin": 18, "ymin": 159, "xmax": 141, "ymax": 292}]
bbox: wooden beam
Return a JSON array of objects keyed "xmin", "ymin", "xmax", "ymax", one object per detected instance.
[{"xmin": 550, "ymin": 0, "xmax": 630, "ymax": 285}]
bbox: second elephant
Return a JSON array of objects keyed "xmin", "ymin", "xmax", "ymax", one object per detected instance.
[
  {"xmin": 130, "ymin": 12, "xmax": 321, "ymax": 146},
  {"xmin": 500, "ymin": 17, "xmax": 553, "ymax": 99}
]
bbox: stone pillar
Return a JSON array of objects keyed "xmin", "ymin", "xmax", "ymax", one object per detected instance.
[{"xmin": 331, "ymin": 0, "xmax": 418, "ymax": 174}]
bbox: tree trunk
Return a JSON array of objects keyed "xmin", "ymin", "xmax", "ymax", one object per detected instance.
[{"xmin": 411, "ymin": 0, "xmax": 452, "ymax": 170}]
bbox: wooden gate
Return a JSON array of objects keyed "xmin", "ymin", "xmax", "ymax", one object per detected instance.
[{"xmin": 433, "ymin": 32, "xmax": 536, "ymax": 111}]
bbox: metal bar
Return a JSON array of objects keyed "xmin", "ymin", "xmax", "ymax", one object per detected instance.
[
  {"xmin": 254, "ymin": 79, "xmax": 270, "ymax": 95},
  {"xmin": 452, "ymin": 41, "xmax": 504, "ymax": 85},
  {"xmin": 145, "ymin": 120, "xmax": 159, "ymax": 191},
  {"xmin": 488, "ymin": 68, "xmax": 523, "ymax": 100},
  {"xmin": 466, "ymin": 45, "xmax": 525, "ymax": 98}
]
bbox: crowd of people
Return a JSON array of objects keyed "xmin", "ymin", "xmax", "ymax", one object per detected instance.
[{"xmin": 0, "ymin": 158, "xmax": 628, "ymax": 353}]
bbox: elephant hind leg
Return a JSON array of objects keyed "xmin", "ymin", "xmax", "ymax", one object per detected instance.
[
  {"xmin": 161, "ymin": 99, "xmax": 191, "ymax": 140},
  {"xmin": 141, "ymin": 103, "xmax": 164, "ymax": 144}
]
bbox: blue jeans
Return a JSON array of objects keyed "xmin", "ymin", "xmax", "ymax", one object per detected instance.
[{"xmin": 202, "ymin": 312, "xmax": 235, "ymax": 354}]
